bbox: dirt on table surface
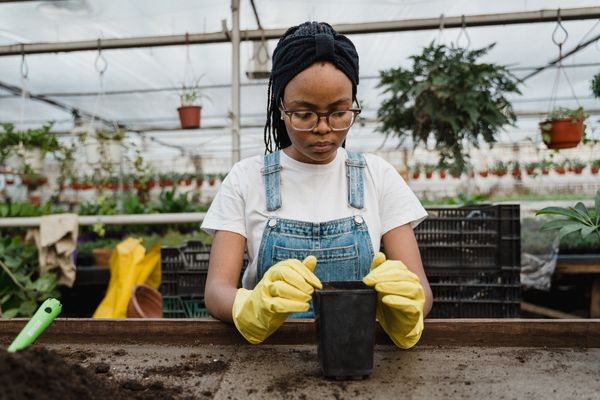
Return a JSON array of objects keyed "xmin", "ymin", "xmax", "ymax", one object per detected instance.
[{"xmin": 0, "ymin": 343, "xmax": 598, "ymax": 400}]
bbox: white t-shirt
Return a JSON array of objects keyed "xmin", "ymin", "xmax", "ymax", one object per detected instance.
[{"xmin": 201, "ymin": 148, "xmax": 428, "ymax": 288}]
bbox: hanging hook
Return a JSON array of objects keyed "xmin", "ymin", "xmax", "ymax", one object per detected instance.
[
  {"xmin": 94, "ymin": 38, "xmax": 108, "ymax": 77},
  {"xmin": 437, "ymin": 14, "xmax": 445, "ymax": 43},
  {"xmin": 20, "ymin": 44, "xmax": 29, "ymax": 80},
  {"xmin": 551, "ymin": 9, "xmax": 568, "ymax": 47},
  {"xmin": 456, "ymin": 15, "xmax": 471, "ymax": 49}
]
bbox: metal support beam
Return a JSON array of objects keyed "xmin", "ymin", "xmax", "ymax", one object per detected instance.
[
  {"xmin": 0, "ymin": 212, "xmax": 207, "ymax": 228},
  {"xmin": 0, "ymin": 7, "xmax": 599, "ymax": 56},
  {"xmin": 231, "ymin": 0, "xmax": 241, "ymax": 165}
]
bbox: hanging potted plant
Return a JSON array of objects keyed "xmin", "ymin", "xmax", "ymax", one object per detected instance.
[
  {"xmin": 478, "ymin": 167, "xmax": 489, "ymax": 178},
  {"xmin": 377, "ymin": 42, "xmax": 520, "ymax": 174},
  {"xmin": 195, "ymin": 172, "xmax": 204, "ymax": 188},
  {"xmin": 0, "ymin": 122, "xmax": 59, "ymax": 173},
  {"xmin": 177, "ymin": 79, "xmax": 209, "ymax": 130},
  {"xmin": 539, "ymin": 107, "xmax": 587, "ymax": 149}
]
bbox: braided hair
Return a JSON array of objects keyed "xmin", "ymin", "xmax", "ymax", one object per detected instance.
[{"xmin": 264, "ymin": 21, "xmax": 360, "ymax": 152}]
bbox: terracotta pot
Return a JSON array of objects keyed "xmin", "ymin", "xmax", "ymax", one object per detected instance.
[
  {"xmin": 554, "ymin": 166, "xmax": 566, "ymax": 175},
  {"xmin": 127, "ymin": 284, "xmax": 162, "ymax": 318},
  {"xmin": 572, "ymin": 168, "xmax": 583, "ymax": 175},
  {"xmin": 592, "ymin": 166, "xmax": 599, "ymax": 175},
  {"xmin": 541, "ymin": 168, "xmax": 550, "ymax": 175},
  {"xmin": 511, "ymin": 169, "xmax": 521, "ymax": 178},
  {"xmin": 177, "ymin": 106, "xmax": 202, "ymax": 129},
  {"xmin": 479, "ymin": 171, "xmax": 488, "ymax": 178},
  {"xmin": 540, "ymin": 118, "xmax": 584, "ymax": 149},
  {"xmin": 92, "ymin": 247, "xmax": 113, "ymax": 267},
  {"xmin": 438, "ymin": 170, "xmax": 447, "ymax": 179},
  {"xmin": 526, "ymin": 168, "xmax": 535, "ymax": 176},
  {"xmin": 411, "ymin": 171, "xmax": 420, "ymax": 180},
  {"xmin": 493, "ymin": 171, "xmax": 507, "ymax": 177},
  {"xmin": 425, "ymin": 172, "xmax": 433, "ymax": 179}
]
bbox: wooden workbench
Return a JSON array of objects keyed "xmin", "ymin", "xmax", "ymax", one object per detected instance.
[
  {"xmin": 1, "ymin": 319, "xmax": 598, "ymax": 399},
  {"xmin": 556, "ymin": 254, "xmax": 600, "ymax": 318}
]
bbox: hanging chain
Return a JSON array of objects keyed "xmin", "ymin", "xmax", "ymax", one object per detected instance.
[
  {"xmin": 19, "ymin": 44, "xmax": 29, "ymax": 133},
  {"xmin": 548, "ymin": 9, "xmax": 581, "ymax": 112},
  {"xmin": 456, "ymin": 15, "xmax": 471, "ymax": 49},
  {"xmin": 90, "ymin": 38, "xmax": 108, "ymax": 136}
]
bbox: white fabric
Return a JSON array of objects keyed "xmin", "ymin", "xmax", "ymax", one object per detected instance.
[{"xmin": 201, "ymin": 148, "xmax": 428, "ymax": 288}]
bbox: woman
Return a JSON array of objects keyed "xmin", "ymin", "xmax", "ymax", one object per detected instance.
[{"xmin": 202, "ymin": 21, "xmax": 432, "ymax": 348}]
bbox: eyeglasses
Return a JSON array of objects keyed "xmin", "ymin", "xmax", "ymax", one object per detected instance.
[{"xmin": 279, "ymin": 101, "xmax": 361, "ymax": 131}]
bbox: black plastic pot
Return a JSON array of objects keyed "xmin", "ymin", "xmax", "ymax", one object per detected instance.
[{"xmin": 313, "ymin": 281, "xmax": 377, "ymax": 380}]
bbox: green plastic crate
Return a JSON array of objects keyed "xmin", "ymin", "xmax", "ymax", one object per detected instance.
[{"xmin": 163, "ymin": 295, "xmax": 209, "ymax": 318}]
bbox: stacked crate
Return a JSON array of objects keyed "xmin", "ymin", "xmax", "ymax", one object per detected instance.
[
  {"xmin": 160, "ymin": 241, "xmax": 211, "ymax": 318},
  {"xmin": 415, "ymin": 204, "xmax": 521, "ymax": 318}
]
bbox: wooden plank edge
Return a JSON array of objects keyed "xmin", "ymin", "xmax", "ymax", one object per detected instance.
[{"xmin": 0, "ymin": 319, "xmax": 598, "ymax": 348}]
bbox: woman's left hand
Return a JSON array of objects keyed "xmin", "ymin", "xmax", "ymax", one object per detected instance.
[{"xmin": 362, "ymin": 252, "xmax": 425, "ymax": 349}]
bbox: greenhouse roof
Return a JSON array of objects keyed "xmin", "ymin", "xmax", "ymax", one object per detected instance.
[{"xmin": 1, "ymin": 0, "xmax": 599, "ymax": 167}]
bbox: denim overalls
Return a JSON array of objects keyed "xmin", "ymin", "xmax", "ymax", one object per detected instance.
[{"xmin": 255, "ymin": 150, "xmax": 375, "ymax": 317}]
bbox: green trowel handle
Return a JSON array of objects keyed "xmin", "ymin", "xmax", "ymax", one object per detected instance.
[{"xmin": 7, "ymin": 298, "xmax": 62, "ymax": 353}]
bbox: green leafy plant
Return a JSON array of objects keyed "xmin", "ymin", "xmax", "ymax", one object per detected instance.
[
  {"xmin": 0, "ymin": 122, "xmax": 59, "ymax": 155},
  {"xmin": 536, "ymin": 189, "xmax": 600, "ymax": 242},
  {"xmin": 592, "ymin": 72, "xmax": 600, "ymax": 99},
  {"xmin": 377, "ymin": 42, "xmax": 520, "ymax": 173},
  {"xmin": 0, "ymin": 234, "xmax": 60, "ymax": 318}
]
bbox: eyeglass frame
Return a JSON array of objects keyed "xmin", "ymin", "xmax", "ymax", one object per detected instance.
[{"xmin": 279, "ymin": 100, "xmax": 362, "ymax": 131}]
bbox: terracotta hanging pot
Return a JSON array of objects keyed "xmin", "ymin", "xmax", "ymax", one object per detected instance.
[
  {"xmin": 540, "ymin": 118, "xmax": 584, "ymax": 149},
  {"xmin": 177, "ymin": 106, "xmax": 202, "ymax": 129}
]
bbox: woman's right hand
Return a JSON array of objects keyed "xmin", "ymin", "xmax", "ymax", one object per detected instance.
[{"xmin": 232, "ymin": 256, "xmax": 321, "ymax": 344}]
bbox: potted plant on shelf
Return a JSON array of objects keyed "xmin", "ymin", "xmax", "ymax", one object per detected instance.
[
  {"xmin": 510, "ymin": 161, "xmax": 522, "ymax": 178},
  {"xmin": 376, "ymin": 42, "xmax": 520, "ymax": 175},
  {"xmin": 591, "ymin": 160, "xmax": 600, "ymax": 175},
  {"xmin": 554, "ymin": 160, "xmax": 567, "ymax": 175},
  {"xmin": 539, "ymin": 107, "xmax": 587, "ymax": 149},
  {"xmin": 410, "ymin": 163, "xmax": 421, "ymax": 180},
  {"xmin": 540, "ymin": 159, "xmax": 552, "ymax": 175},
  {"xmin": 491, "ymin": 160, "xmax": 508, "ymax": 177},
  {"xmin": 478, "ymin": 167, "xmax": 489, "ymax": 178},
  {"xmin": 570, "ymin": 159, "xmax": 586, "ymax": 175},
  {"xmin": 525, "ymin": 161, "xmax": 538, "ymax": 176},
  {"xmin": 424, "ymin": 164, "xmax": 435, "ymax": 179}
]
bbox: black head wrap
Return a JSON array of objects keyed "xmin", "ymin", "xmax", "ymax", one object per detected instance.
[{"xmin": 264, "ymin": 21, "xmax": 360, "ymax": 152}]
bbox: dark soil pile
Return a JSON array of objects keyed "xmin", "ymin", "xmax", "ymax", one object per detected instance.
[{"xmin": 0, "ymin": 347, "xmax": 183, "ymax": 400}]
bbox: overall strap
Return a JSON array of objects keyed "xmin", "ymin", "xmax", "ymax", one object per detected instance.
[
  {"xmin": 261, "ymin": 151, "xmax": 282, "ymax": 211},
  {"xmin": 345, "ymin": 150, "xmax": 366, "ymax": 209}
]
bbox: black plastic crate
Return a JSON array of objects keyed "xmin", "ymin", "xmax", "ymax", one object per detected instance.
[
  {"xmin": 161, "ymin": 241, "xmax": 210, "ymax": 297},
  {"xmin": 427, "ymin": 268, "xmax": 521, "ymax": 318},
  {"xmin": 417, "ymin": 205, "xmax": 521, "ymax": 272},
  {"xmin": 418, "ymin": 205, "xmax": 521, "ymax": 318}
]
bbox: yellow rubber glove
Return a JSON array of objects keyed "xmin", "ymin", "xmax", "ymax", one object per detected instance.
[
  {"xmin": 232, "ymin": 256, "xmax": 322, "ymax": 344},
  {"xmin": 362, "ymin": 252, "xmax": 425, "ymax": 349}
]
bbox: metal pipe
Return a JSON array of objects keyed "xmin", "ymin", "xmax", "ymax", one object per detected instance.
[
  {"xmin": 0, "ymin": 212, "xmax": 207, "ymax": 228},
  {"xmin": 1, "ymin": 7, "xmax": 599, "ymax": 56},
  {"xmin": 231, "ymin": 0, "xmax": 241, "ymax": 165}
]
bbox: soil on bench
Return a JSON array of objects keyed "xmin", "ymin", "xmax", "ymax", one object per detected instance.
[{"xmin": 0, "ymin": 347, "xmax": 224, "ymax": 400}]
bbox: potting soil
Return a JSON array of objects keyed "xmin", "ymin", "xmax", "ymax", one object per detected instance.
[{"xmin": 0, "ymin": 347, "xmax": 185, "ymax": 400}]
